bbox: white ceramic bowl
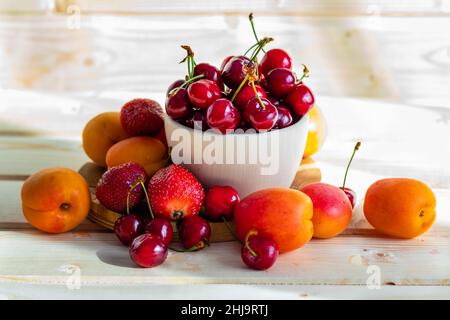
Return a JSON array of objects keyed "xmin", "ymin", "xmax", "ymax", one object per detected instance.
[{"xmin": 164, "ymin": 114, "xmax": 309, "ymax": 197}]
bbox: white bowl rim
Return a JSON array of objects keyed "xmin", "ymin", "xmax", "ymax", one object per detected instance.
[{"xmin": 164, "ymin": 112, "xmax": 309, "ymax": 138}]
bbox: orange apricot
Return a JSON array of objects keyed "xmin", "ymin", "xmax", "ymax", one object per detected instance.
[
  {"xmin": 106, "ymin": 136, "xmax": 168, "ymax": 177},
  {"xmin": 21, "ymin": 168, "xmax": 91, "ymax": 233},
  {"xmin": 82, "ymin": 112, "xmax": 130, "ymax": 167},
  {"xmin": 364, "ymin": 178, "xmax": 436, "ymax": 238}
]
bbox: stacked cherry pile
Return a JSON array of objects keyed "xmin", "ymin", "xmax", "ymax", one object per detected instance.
[
  {"xmin": 165, "ymin": 14, "xmax": 315, "ymax": 133},
  {"xmin": 96, "ymin": 162, "xmax": 278, "ymax": 270}
]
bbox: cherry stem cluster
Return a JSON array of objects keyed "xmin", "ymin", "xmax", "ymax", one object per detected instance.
[
  {"xmin": 342, "ymin": 141, "xmax": 361, "ymax": 189},
  {"xmin": 248, "ymin": 13, "xmax": 265, "ymax": 54}
]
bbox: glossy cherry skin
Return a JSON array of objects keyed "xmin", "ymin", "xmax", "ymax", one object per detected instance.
[
  {"xmin": 266, "ymin": 94, "xmax": 281, "ymax": 107},
  {"xmin": 243, "ymin": 97, "xmax": 278, "ymax": 132},
  {"xmin": 340, "ymin": 187, "xmax": 357, "ymax": 209},
  {"xmin": 266, "ymin": 68, "xmax": 296, "ymax": 98},
  {"xmin": 206, "ymin": 98, "xmax": 241, "ymax": 134},
  {"xmin": 222, "ymin": 56, "xmax": 254, "ymax": 89},
  {"xmin": 185, "ymin": 110, "xmax": 209, "ymax": 131},
  {"xmin": 129, "ymin": 234, "xmax": 168, "ymax": 268},
  {"xmin": 166, "ymin": 79, "xmax": 185, "ymax": 97},
  {"xmin": 194, "ymin": 63, "xmax": 224, "ymax": 90},
  {"xmin": 241, "ymin": 236, "xmax": 279, "ymax": 270},
  {"xmin": 177, "ymin": 215, "xmax": 211, "ymax": 250},
  {"xmin": 187, "ymin": 79, "xmax": 222, "ymax": 110},
  {"xmin": 220, "ymin": 55, "xmax": 233, "ymax": 72},
  {"xmin": 145, "ymin": 218, "xmax": 173, "ymax": 247},
  {"xmin": 284, "ymin": 84, "xmax": 315, "ymax": 116},
  {"xmin": 114, "ymin": 214, "xmax": 145, "ymax": 246},
  {"xmin": 234, "ymin": 84, "xmax": 267, "ymax": 110},
  {"xmin": 204, "ymin": 186, "xmax": 240, "ymax": 221},
  {"xmin": 275, "ymin": 105, "xmax": 293, "ymax": 129},
  {"xmin": 259, "ymin": 48, "xmax": 292, "ymax": 77},
  {"xmin": 166, "ymin": 88, "xmax": 192, "ymax": 120}
]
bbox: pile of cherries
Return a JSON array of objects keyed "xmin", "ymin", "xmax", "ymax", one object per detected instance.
[
  {"xmin": 115, "ymin": 184, "xmax": 278, "ymax": 270},
  {"xmin": 165, "ymin": 14, "xmax": 315, "ymax": 134}
]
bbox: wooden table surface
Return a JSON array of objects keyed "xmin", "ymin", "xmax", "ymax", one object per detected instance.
[{"xmin": 0, "ymin": 2, "xmax": 449, "ymax": 299}]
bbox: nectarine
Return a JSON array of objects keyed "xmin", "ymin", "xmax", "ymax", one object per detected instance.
[
  {"xmin": 364, "ymin": 178, "xmax": 436, "ymax": 238},
  {"xmin": 106, "ymin": 136, "xmax": 168, "ymax": 177},
  {"xmin": 82, "ymin": 112, "xmax": 130, "ymax": 167},
  {"xmin": 21, "ymin": 168, "xmax": 91, "ymax": 233},
  {"xmin": 300, "ymin": 182, "xmax": 352, "ymax": 239},
  {"xmin": 234, "ymin": 188, "xmax": 313, "ymax": 253}
]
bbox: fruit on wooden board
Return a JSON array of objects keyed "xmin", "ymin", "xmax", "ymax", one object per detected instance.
[
  {"xmin": 129, "ymin": 233, "xmax": 168, "ymax": 268},
  {"xmin": 303, "ymin": 106, "xmax": 326, "ymax": 158},
  {"xmin": 364, "ymin": 178, "xmax": 436, "ymax": 239},
  {"xmin": 96, "ymin": 162, "xmax": 148, "ymax": 213},
  {"xmin": 300, "ymin": 182, "xmax": 352, "ymax": 239},
  {"xmin": 234, "ymin": 188, "xmax": 313, "ymax": 253},
  {"xmin": 204, "ymin": 186, "xmax": 240, "ymax": 222},
  {"xmin": 120, "ymin": 98, "xmax": 164, "ymax": 136},
  {"xmin": 21, "ymin": 168, "xmax": 91, "ymax": 233},
  {"xmin": 82, "ymin": 112, "xmax": 130, "ymax": 167},
  {"xmin": 105, "ymin": 136, "xmax": 168, "ymax": 177},
  {"xmin": 241, "ymin": 230, "xmax": 279, "ymax": 270},
  {"xmin": 147, "ymin": 164, "xmax": 205, "ymax": 220}
]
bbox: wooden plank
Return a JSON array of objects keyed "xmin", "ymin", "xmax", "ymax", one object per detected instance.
[
  {"xmin": 0, "ymin": 283, "xmax": 449, "ymax": 300},
  {"xmin": 0, "ymin": 229, "xmax": 448, "ymax": 286}
]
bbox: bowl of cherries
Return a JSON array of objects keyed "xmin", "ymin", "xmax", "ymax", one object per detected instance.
[{"xmin": 164, "ymin": 14, "xmax": 316, "ymax": 197}]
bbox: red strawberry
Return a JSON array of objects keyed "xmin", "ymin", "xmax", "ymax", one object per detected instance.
[
  {"xmin": 120, "ymin": 98, "xmax": 164, "ymax": 136},
  {"xmin": 147, "ymin": 164, "xmax": 204, "ymax": 220},
  {"xmin": 96, "ymin": 162, "xmax": 148, "ymax": 213}
]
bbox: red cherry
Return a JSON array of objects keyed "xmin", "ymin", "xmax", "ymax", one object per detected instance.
[
  {"xmin": 129, "ymin": 233, "xmax": 168, "ymax": 268},
  {"xmin": 165, "ymin": 88, "xmax": 192, "ymax": 120},
  {"xmin": 266, "ymin": 94, "xmax": 281, "ymax": 107},
  {"xmin": 222, "ymin": 56, "xmax": 254, "ymax": 89},
  {"xmin": 241, "ymin": 231, "xmax": 279, "ymax": 271},
  {"xmin": 234, "ymin": 84, "xmax": 267, "ymax": 110},
  {"xmin": 206, "ymin": 98, "xmax": 241, "ymax": 134},
  {"xmin": 194, "ymin": 63, "xmax": 224, "ymax": 90},
  {"xmin": 220, "ymin": 55, "xmax": 233, "ymax": 72},
  {"xmin": 146, "ymin": 218, "xmax": 173, "ymax": 247},
  {"xmin": 284, "ymin": 84, "xmax": 315, "ymax": 117},
  {"xmin": 166, "ymin": 79, "xmax": 185, "ymax": 97},
  {"xmin": 259, "ymin": 48, "xmax": 292, "ymax": 77},
  {"xmin": 340, "ymin": 187, "xmax": 357, "ymax": 209},
  {"xmin": 178, "ymin": 215, "xmax": 211, "ymax": 250},
  {"xmin": 266, "ymin": 68, "xmax": 296, "ymax": 97},
  {"xmin": 187, "ymin": 79, "xmax": 222, "ymax": 110},
  {"xmin": 275, "ymin": 105, "xmax": 293, "ymax": 129},
  {"xmin": 243, "ymin": 97, "xmax": 278, "ymax": 131},
  {"xmin": 114, "ymin": 214, "xmax": 145, "ymax": 246},
  {"xmin": 204, "ymin": 186, "xmax": 240, "ymax": 221},
  {"xmin": 185, "ymin": 110, "xmax": 209, "ymax": 131}
]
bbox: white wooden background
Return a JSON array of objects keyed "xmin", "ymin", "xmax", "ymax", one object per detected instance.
[{"xmin": 0, "ymin": 0, "xmax": 449, "ymax": 299}]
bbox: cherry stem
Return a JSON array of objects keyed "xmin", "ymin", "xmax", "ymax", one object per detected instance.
[
  {"xmin": 139, "ymin": 181, "xmax": 154, "ymax": 220},
  {"xmin": 180, "ymin": 45, "xmax": 196, "ymax": 79},
  {"xmin": 245, "ymin": 229, "xmax": 259, "ymax": 257},
  {"xmin": 248, "ymin": 13, "xmax": 265, "ymax": 54},
  {"xmin": 222, "ymin": 216, "xmax": 242, "ymax": 244},
  {"xmin": 251, "ymin": 81, "xmax": 266, "ymax": 111},
  {"xmin": 244, "ymin": 42, "xmax": 259, "ymax": 57},
  {"xmin": 249, "ymin": 37, "xmax": 273, "ymax": 62},
  {"xmin": 126, "ymin": 178, "xmax": 144, "ymax": 215},
  {"xmin": 171, "ymin": 74, "xmax": 205, "ymax": 96},
  {"xmin": 230, "ymin": 74, "xmax": 250, "ymax": 102},
  {"xmin": 297, "ymin": 64, "xmax": 310, "ymax": 83},
  {"xmin": 169, "ymin": 239, "xmax": 209, "ymax": 252},
  {"xmin": 342, "ymin": 141, "xmax": 361, "ymax": 189}
]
